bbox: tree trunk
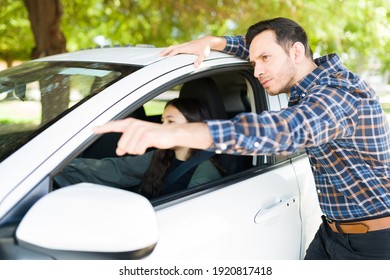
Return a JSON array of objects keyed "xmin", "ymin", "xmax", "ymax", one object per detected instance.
[
  {"xmin": 23, "ymin": 0, "xmax": 69, "ymax": 125},
  {"xmin": 23, "ymin": 0, "xmax": 67, "ymax": 58}
]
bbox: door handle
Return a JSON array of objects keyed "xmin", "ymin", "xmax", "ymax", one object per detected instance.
[{"xmin": 254, "ymin": 194, "xmax": 297, "ymax": 224}]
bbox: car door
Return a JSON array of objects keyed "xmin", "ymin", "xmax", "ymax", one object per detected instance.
[
  {"xmin": 48, "ymin": 61, "xmax": 306, "ymax": 260},
  {"xmin": 150, "ymin": 163, "xmax": 302, "ymax": 259},
  {"xmin": 141, "ymin": 67, "xmax": 305, "ymax": 259}
]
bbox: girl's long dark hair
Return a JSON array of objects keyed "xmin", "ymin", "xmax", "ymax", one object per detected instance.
[{"xmin": 139, "ymin": 98, "xmax": 211, "ymax": 199}]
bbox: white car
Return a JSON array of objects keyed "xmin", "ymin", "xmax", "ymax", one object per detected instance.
[{"xmin": 0, "ymin": 46, "xmax": 322, "ymax": 260}]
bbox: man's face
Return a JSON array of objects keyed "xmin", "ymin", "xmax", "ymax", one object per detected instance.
[{"xmin": 249, "ymin": 30, "xmax": 297, "ymax": 96}]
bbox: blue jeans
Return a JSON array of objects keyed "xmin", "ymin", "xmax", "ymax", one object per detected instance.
[{"xmin": 304, "ymin": 216, "xmax": 390, "ymax": 260}]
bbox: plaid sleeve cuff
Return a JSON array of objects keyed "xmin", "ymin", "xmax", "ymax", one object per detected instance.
[{"xmin": 206, "ymin": 119, "xmax": 236, "ymax": 154}]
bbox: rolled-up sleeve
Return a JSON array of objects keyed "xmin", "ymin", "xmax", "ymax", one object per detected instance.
[
  {"xmin": 206, "ymin": 112, "xmax": 288, "ymax": 155},
  {"xmin": 206, "ymin": 96, "xmax": 356, "ymax": 156},
  {"xmin": 223, "ymin": 35, "xmax": 249, "ymax": 60}
]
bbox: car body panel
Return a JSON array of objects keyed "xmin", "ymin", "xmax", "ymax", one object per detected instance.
[{"xmin": 151, "ymin": 163, "xmax": 301, "ymax": 259}]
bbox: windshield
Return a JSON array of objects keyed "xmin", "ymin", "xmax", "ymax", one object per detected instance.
[{"xmin": 0, "ymin": 61, "xmax": 139, "ymax": 162}]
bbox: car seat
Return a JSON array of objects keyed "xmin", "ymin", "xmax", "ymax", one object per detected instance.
[
  {"xmin": 179, "ymin": 77, "xmax": 227, "ymax": 119},
  {"xmin": 180, "ymin": 78, "xmax": 253, "ymax": 175}
]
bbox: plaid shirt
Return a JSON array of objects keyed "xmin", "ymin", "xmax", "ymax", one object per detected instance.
[
  {"xmin": 223, "ymin": 35, "xmax": 249, "ymax": 59},
  {"xmin": 206, "ymin": 36, "xmax": 390, "ymax": 220}
]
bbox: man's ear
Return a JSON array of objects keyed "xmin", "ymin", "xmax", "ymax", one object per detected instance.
[{"xmin": 290, "ymin": 42, "xmax": 306, "ymax": 63}]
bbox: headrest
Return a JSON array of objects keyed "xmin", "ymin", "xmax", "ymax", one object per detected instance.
[{"xmin": 180, "ymin": 78, "xmax": 227, "ymax": 119}]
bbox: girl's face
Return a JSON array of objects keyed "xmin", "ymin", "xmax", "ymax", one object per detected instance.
[{"xmin": 161, "ymin": 105, "xmax": 188, "ymax": 126}]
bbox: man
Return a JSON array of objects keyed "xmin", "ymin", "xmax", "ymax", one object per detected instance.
[{"xmin": 94, "ymin": 17, "xmax": 390, "ymax": 259}]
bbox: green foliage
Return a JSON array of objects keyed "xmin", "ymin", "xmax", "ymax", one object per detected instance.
[
  {"xmin": 60, "ymin": 0, "xmax": 241, "ymax": 50},
  {"xmin": 0, "ymin": 0, "xmax": 33, "ymax": 65},
  {"xmin": 1, "ymin": 0, "xmax": 390, "ymax": 74}
]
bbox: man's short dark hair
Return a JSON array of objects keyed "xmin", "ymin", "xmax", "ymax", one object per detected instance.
[{"xmin": 245, "ymin": 17, "xmax": 313, "ymax": 59}]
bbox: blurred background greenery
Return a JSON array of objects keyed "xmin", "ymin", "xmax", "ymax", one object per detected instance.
[{"xmin": 0, "ymin": 0, "xmax": 389, "ymax": 114}]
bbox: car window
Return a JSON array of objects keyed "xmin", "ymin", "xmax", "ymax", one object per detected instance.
[
  {"xmin": 0, "ymin": 61, "xmax": 139, "ymax": 162},
  {"xmin": 53, "ymin": 70, "xmax": 262, "ymax": 202},
  {"xmin": 143, "ymin": 87, "xmax": 180, "ymax": 116}
]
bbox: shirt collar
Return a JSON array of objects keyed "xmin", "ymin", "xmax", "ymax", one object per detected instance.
[{"xmin": 289, "ymin": 53, "xmax": 345, "ymax": 106}]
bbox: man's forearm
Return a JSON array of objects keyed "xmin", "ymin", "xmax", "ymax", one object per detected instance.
[
  {"xmin": 94, "ymin": 119, "xmax": 214, "ymax": 155},
  {"xmin": 170, "ymin": 122, "xmax": 213, "ymax": 150}
]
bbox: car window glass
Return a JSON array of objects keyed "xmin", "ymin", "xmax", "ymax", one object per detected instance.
[
  {"xmin": 143, "ymin": 87, "xmax": 180, "ymax": 116},
  {"xmin": 53, "ymin": 71, "xmax": 261, "ymax": 202},
  {"xmin": 0, "ymin": 61, "xmax": 138, "ymax": 162}
]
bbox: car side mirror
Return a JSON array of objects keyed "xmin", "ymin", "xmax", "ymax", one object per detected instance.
[{"xmin": 16, "ymin": 183, "xmax": 159, "ymax": 259}]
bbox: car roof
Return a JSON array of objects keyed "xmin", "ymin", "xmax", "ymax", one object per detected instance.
[{"xmin": 35, "ymin": 46, "xmax": 235, "ymax": 66}]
